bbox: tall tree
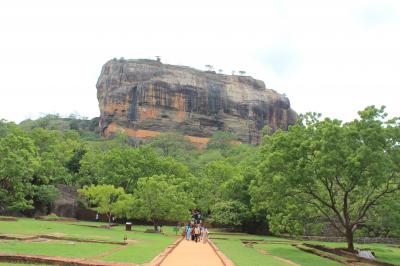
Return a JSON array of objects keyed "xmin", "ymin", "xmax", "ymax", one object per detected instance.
[
  {"xmin": 252, "ymin": 106, "xmax": 400, "ymax": 251},
  {"xmin": 130, "ymin": 175, "xmax": 193, "ymax": 230},
  {"xmin": 78, "ymin": 184, "xmax": 128, "ymax": 224},
  {"xmin": 0, "ymin": 133, "xmax": 38, "ymax": 211}
]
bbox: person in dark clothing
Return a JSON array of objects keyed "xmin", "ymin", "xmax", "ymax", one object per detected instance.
[
  {"xmin": 191, "ymin": 226, "xmax": 196, "ymax": 241},
  {"xmin": 194, "ymin": 225, "xmax": 200, "ymax": 243}
]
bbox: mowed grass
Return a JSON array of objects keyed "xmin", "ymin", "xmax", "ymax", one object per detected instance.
[
  {"xmin": 212, "ymin": 239, "xmax": 288, "ymax": 266},
  {"xmin": 304, "ymin": 241, "xmax": 400, "ymax": 265},
  {"xmin": 0, "ymin": 240, "xmax": 117, "ymax": 258},
  {"xmin": 101, "ymin": 236, "xmax": 175, "ymax": 264},
  {"xmin": 213, "ymin": 238, "xmax": 341, "ymax": 266},
  {"xmin": 258, "ymin": 243, "xmax": 342, "ymax": 266},
  {"xmin": 211, "ymin": 233, "xmax": 400, "ymax": 266},
  {"xmin": 0, "ymin": 218, "xmax": 177, "ymax": 264}
]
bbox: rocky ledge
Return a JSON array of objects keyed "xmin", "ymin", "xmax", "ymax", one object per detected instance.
[{"xmin": 96, "ymin": 59, "xmax": 296, "ymax": 146}]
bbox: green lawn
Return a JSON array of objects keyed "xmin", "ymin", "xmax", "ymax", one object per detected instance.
[
  {"xmin": 2, "ymin": 219, "xmax": 399, "ymax": 266},
  {"xmin": 213, "ymin": 239, "xmax": 288, "ymax": 266},
  {"xmin": 0, "ymin": 218, "xmax": 177, "ymax": 264},
  {"xmin": 211, "ymin": 232, "xmax": 400, "ymax": 266},
  {"xmin": 258, "ymin": 243, "xmax": 342, "ymax": 266},
  {"xmin": 304, "ymin": 241, "xmax": 400, "ymax": 265},
  {"xmin": 0, "ymin": 240, "xmax": 117, "ymax": 259},
  {"xmin": 212, "ymin": 238, "xmax": 342, "ymax": 266}
]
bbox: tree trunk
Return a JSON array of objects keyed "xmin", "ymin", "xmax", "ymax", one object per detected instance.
[
  {"xmin": 107, "ymin": 212, "xmax": 111, "ymax": 225},
  {"xmin": 345, "ymin": 227, "xmax": 355, "ymax": 252},
  {"xmin": 153, "ymin": 220, "xmax": 158, "ymax": 232}
]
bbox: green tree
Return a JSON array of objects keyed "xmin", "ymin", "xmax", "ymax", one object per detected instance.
[
  {"xmin": 363, "ymin": 192, "xmax": 400, "ymax": 237},
  {"xmin": 201, "ymin": 161, "xmax": 236, "ymax": 208},
  {"xmin": 78, "ymin": 184, "xmax": 128, "ymax": 224},
  {"xmin": 130, "ymin": 175, "xmax": 193, "ymax": 230},
  {"xmin": 209, "ymin": 200, "xmax": 251, "ymax": 226},
  {"xmin": 207, "ymin": 131, "xmax": 237, "ymax": 152},
  {"xmin": 147, "ymin": 132, "xmax": 196, "ymax": 159},
  {"xmin": 33, "ymin": 185, "xmax": 59, "ymax": 214},
  {"xmin": 78, "ymin": 146, "xmax": 189, "ymax": 192},
  {"xmin": 0, "ymin": 133, "xmax": 38, "ymax": 211},
  {"xmin": 252, "ymin": 106, "xmax": 400, "ymax": 251},
  {"xmin": 30, "ymin": 128, "xmax": 83, "ymax": 185}
]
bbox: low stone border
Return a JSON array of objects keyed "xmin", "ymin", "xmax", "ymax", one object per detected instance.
[
  {"xmin": 279, "ymin": 234, "xmax": 400, "ymax": 245},
  {"xmin": 39, "ymin": 235, "xmax": 127, "ymax": 245},
  {"xmin": 35, "ymin": 217, "xmax": 78, "ymax": 222},
  {"xmin": 0, "ymin": 235, "xmax": 37, "ymax": 241},
  {"xmin": 304, "ymin": 243, "xmax": 398, "ymax": 266},
  {"xmin": 0, "ymin": 217, "xmax": 18, "ymax": 221},
  {"xmin": 149, "ymin": 237, "xmax": 183, "ymax": 266},
  {"xmin": 0, "ymin": 253, "xmax": 138, "ymax": 266},
  {"xmin": 208, "ymin": 239, "xmax": 235, "ymax": 266},
  {"xmin": 0, "ymin": 234, "xmax": 126, "ymax": 245},
  {"xmin": 294, "ymin": 244, "xmax": 351, "ymax": 265},
  {"xmin": 253, "ymin": 245, "xmax": 300, "ymax": 266}
]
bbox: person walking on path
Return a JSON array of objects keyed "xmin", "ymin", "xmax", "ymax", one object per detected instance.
[
  {"xmin": 202, "ymin": 227, "xmax": 209, "ymax": 244},
  {"xmin": 191, "ymin": 225, "xmax": 196, "ymax": 241},
  {"xmin": 185, "ymin": 223, "xmax": 191, "ymax": 241},
  {"xmin": 194, "ymin": 225, "xmax": 200, "ymax": 243}
]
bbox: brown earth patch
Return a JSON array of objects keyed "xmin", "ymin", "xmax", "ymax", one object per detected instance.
[
  {"xmin": 46, "ymin": 232, "xmax": 67, "ymax": 237},
  {"xmin": 35, "ymin": 216, "xmax": 77, "ymax": 222},
  {"xmin": 38, "ymin": 235, "xmax": 126, "ymax": 245},
  {"xmin": 0, "ymin": 217, "xmax": 18, "ymax": 221},
  {"xmin": 0, "ymin": 234, "xmax": 126, "ymax": 245},
  {"xmin": 303, "ymin": 244, "xmax": 398, "ymax": 266},
  {"xmin": 28, "ymin": 237, "xmax": 53, "ymax": 243},
  {"xmin": 0, "ymin": 235, "xmax": 37, "ymax": 241},
  {"xmin": 0, "ymin": 253, "xmax": 139, "ymax": 266},
  {"xmin": 295, "ymin": 244, "xmax": 357, "ymax": 265}
]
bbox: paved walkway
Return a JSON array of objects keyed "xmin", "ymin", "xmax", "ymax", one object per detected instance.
[{"xmin": 160, "ymin": 239, "xmax": 224, "ymax": 266}]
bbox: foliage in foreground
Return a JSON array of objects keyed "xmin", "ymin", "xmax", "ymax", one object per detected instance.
[
  {"xmin": 251, "ymin": 106, "xmax": 400, "ymax": 251},
  {"xmin": 1, "ymin": 106, "xmax": 400, "ymax": 241}
]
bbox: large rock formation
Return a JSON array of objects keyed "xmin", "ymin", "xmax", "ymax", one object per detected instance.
[{"xmin": 97, "ymin": 59, "xmax": 296, "ymax": 146}]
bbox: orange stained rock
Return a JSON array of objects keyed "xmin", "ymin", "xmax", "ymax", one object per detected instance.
[
  {"xmin": 173, "ymin": 94, "xmax": 186, "ymax": 122},
  {"xmin": 103, "ymin": 103, "xmax": 129, "ymax": 113},
  {"xmin": 137, "ymin": 106, "xmax": 160, "ymax": 120},
  {"xmin": 104, "ymin": 123, "xmax": 210, "ymax": 148}
]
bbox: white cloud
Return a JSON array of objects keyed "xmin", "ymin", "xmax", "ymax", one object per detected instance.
[{"xmin": 0, "ymin": 0, "xmax": 399, "ymax": 122}]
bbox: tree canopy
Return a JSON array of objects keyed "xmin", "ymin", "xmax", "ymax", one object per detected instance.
[
  {"xmin": 1, "ymin": 109, "xmax": 400, "ymax": 242},
  {"xmin": 251, "ymin": 106, "xmax": 400, "ymax": 251}
]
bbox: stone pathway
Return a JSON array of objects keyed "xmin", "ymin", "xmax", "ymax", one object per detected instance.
[{"xmin": 160, "ymin": 239, "xmax": 224, "ymax": 266}]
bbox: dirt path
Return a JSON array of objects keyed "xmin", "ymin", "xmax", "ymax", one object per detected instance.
[{"xmin": 160, "ymin": 239, "xmax": 224, "ymax": 266}]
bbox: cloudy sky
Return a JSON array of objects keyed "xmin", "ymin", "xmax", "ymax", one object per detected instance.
[{"xmin": 0, "ymin": 0, "xmax": 399, "ymax": 123}]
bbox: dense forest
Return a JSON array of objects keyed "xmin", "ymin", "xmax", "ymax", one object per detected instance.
[{"xmin": 1, "ymin": 106, "xmax": 399, "ymax": 251}]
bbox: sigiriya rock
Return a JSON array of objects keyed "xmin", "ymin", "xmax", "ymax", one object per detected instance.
[{"xmin": 96, "ymin": 59, "xmax": 297, "ymax": 146}]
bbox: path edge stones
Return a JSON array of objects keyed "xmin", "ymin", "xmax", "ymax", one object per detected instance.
[
  {"xmin": 0, "ymin": 253, "xmax": 139, "ymax": 266},
  {"xmin": 149, "ymin": 237, "xmax": 184, "ymax": 266},
  {"xmin": 208, "ymin": 239, "xmax": 235, "ymax": 266}
]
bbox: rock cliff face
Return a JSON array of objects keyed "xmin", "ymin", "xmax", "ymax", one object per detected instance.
[{"xmin": 97, "ymin": 59, "xmax": 296, "ymax": 146}]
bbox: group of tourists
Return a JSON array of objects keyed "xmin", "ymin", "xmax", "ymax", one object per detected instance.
[
  {"xmin": 185, "ymin": 223, "xmax": 209, "ymax": 243},
  {"xmin": 184, "ymin": 210, "xmax": 209, "ymax": 243}
]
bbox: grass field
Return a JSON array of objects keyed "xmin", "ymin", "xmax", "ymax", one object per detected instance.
[
  {"xmin": 1, "ymin": 219, "xmax": 399, "ymax": 266},
  {"xmin": 0, "ymin": 218, "xmax": 178, "ymax": 264},
  {"xmin": 304, "ymin": 241, "xmax": 400, "ymax": 265},
  {"xmin": 210, "ymin": 232, "xmax": 400, "ymax": 266}
]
